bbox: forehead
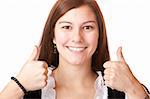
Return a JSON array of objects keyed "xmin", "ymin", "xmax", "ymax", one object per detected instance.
[{"xmin": 56, "ymin": 5, "xmax": 97, "ymax": 23}]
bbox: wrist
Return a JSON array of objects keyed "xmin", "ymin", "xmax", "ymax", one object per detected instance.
[
  {"xmin": 125, "ymin": 79, "xmax": 147, "ymax": 99},
  {"xmin": 16, "ymin": 74, "xmax": 27, "ymax": 91},
  {"xmin": 11, "ymin": 77, "xmax": 27, "ymax": 94},
  {"xmin": 9, "ymin": 80, "xmax": 25, "ymax": 97}
]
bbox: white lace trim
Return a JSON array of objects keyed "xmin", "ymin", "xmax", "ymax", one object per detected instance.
[{"xmin": 42, "ymin": 67, "xmax": 108, "ymax": 99}]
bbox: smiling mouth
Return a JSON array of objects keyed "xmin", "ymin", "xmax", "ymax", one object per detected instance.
[{"xmin": 66, "ymin": 46, "xmax": 87, "ymax": 52}]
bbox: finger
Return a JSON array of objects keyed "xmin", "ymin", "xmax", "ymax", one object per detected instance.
[
  {"xmin": 104, "ymin": 80, "xmax": 114, "ymax": 90},
  {"xmin": 42, "ymin": 62, "xmax": 48, "ymax": 76},
  {"xmin": 103, "ymin": 61, "xmax": 117, "ymax": 69},
  {"xmin": 104, "ymin": 74, "xmax": 110, "ymax": 81},
  {"xmin": 42, "ymin": 61, "xmax": 48, "ymax": 68},
  {"xmin": 117, "ymin": 46, "xmax": 126, "ymax": 63},
  {"xmin": 44, "ymin": 67, "xmax": 48, "ymax": 75},
  {"xmin": 45, "ymin": 73, "xmax": 48, "ymax": 81},
  {"xmin": 35, "ymin": 45, "xmax": 41, "ymax": 60},
  {"xmin": 103, "ymin": 61, "xmax": 111, "ymax": 68},
  {"xmin": 104, "ymin": 68, "xmax": 114, "ymax": 75},
  {"xmin": 28, "ymin": 45, "xmax": 40, "ymax": 62},
  {"xmin": 104, "ymin": 80, "xmax": 110, "ymax": 86}
]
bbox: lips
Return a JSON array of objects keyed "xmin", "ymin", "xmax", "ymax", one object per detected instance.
[{"xmin": 66, "ymin": 46, "xmax": 87, "ymax": 52}]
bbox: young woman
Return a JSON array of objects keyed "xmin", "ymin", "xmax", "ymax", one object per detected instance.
[{"xmin": 0, "ymin": 0, "xmax": 149, "ymax": 99}]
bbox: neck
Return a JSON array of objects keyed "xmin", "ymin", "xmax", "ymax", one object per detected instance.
[{"xmin": 53, "ymin": 61, "xmax": 97, "ymax": 89}]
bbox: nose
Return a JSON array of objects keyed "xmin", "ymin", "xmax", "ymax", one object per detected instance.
[{"xmin": 72, "ymin": 28, "xmax": 83, "ymax": 43}]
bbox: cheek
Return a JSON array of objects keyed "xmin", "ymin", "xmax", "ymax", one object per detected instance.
[
  {"xmin": 55, "ymin": 31, "xmax": 69, "ymax": 45},
  {"xmin": 87, "ymin": 33, "xmax": 99, "ymax": 47}
]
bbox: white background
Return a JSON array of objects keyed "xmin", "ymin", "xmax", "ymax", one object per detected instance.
[{"xmin": 0, "ymin": 0, "xmax": 149, "ymax": 91}]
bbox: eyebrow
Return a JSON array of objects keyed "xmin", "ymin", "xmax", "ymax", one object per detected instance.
[
  {"xmin": 58, "ymin": 20, "xmax": 97, "ymax": 25},
  {"xmin": 58, "ymin": 21, "xmax": 72, "ymax": 24},
  {"xmin": 82, "ymin": 21, "xmax": 97, "ymax": 25}
]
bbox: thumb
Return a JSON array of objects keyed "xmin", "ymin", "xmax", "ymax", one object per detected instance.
[
  {"xmin": 28, "ymin": 45, "xmax": 40, "ymax": 62},
  {"xmin": 117, "ymin": 46, "xmax": 126, "ymax": 63}
]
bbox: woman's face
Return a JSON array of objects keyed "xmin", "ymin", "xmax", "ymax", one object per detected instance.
[{"xmin": 54, "ymin": 5, "xmax": 99, "ymax": 66}]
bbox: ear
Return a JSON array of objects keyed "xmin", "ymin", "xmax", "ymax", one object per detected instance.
[{"xmin": 53, "ymin": 38, "xmax": 56, "ymax": 44}]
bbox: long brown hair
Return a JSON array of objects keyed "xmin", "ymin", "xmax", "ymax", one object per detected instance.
[{"xmin": 38, "ymin": 0, "xmax": 110, "ymax": 73}]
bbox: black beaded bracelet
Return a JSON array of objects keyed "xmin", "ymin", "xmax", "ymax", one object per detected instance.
[{"xmin": 11, "ymin": 77, "xmax": 27, "ymax": 94}]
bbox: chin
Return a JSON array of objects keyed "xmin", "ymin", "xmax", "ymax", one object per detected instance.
[{"xmin": 68, "ymin": 59, "xmax": 86, "ymax": 66}]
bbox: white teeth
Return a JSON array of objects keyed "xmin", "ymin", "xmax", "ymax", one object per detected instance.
[{"xmin": 68, "ymin": 47, "xmax": 85, "ymax": 52}]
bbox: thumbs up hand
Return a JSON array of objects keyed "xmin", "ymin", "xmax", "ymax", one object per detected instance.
[
  {"xmin": 103, "ymin": 47, "xmax": 139, "ymax": 93},
  {"xmin": 16, "ymin": 46, "xmax": 49, "ymax": 91}
]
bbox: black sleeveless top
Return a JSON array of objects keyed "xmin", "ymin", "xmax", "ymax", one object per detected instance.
[{"xmin": 24, "ymin": 88, "xmax": 125, "ymax": 99}]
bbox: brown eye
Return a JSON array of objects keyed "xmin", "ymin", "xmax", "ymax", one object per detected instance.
[
  {"xmin": 83, "ymin": 26, "xmax": 93, "ymax": 31},
  {"xmin": 62, "ymin": 26, "xmax": 72, "ymax": 30}
]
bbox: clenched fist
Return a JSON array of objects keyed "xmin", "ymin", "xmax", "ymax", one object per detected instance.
[{"xmin": 16, "ymin": 46, "xmax": 48, "ymax": 91}]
